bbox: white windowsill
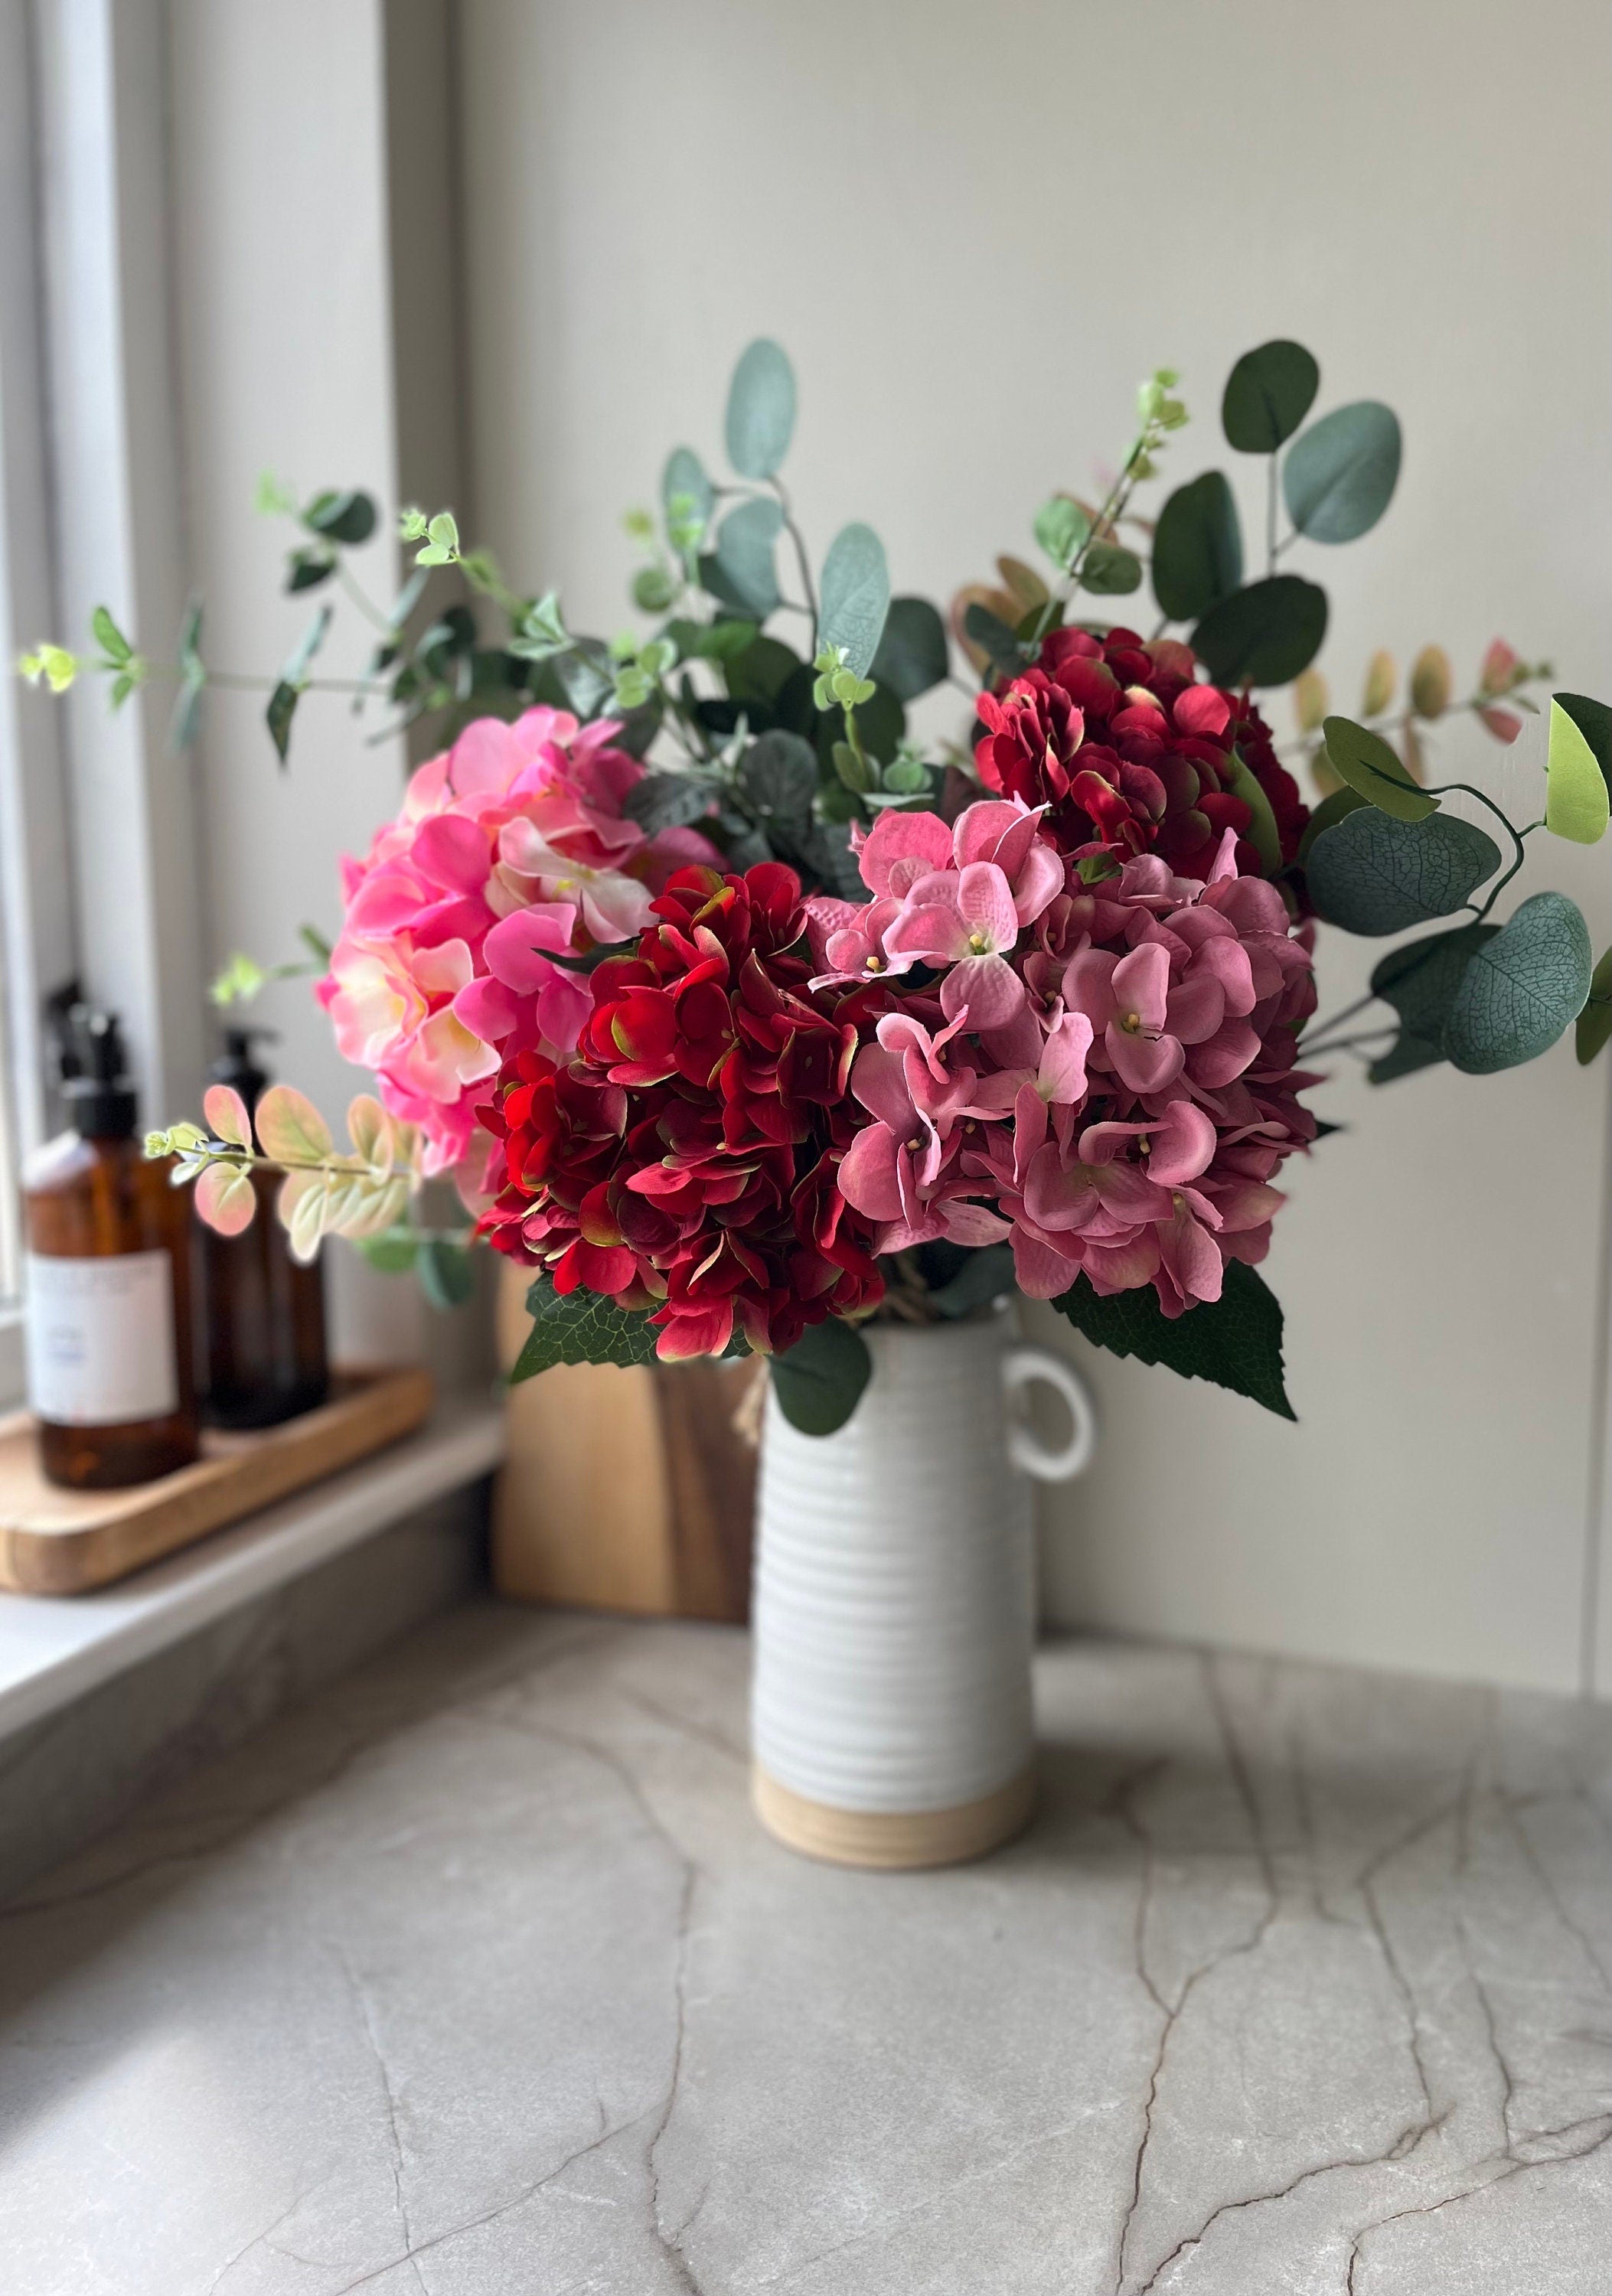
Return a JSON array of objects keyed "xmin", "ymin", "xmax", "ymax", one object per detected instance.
[{"xmin": 0, "ymin": 1399, "xmax": 506, "ymax": 1740}]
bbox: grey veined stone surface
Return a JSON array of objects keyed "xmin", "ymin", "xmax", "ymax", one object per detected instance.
[{"xmin": 2, "ymin": 1603, "xmax": 1610, "ymax": 2294}]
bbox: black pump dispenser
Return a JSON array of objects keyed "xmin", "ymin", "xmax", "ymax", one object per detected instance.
[
  {"xmin": 208, "ymin": 1027, "xmax": 276, "ymax": 1116},
  {"xmin": 60, "ymin": 1007, "xmax": 138, "ymax": 1137}
]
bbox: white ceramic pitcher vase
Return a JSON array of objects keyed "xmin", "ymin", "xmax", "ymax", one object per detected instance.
[{"xmin": 751, "ymin": 1311, "xmax": 1096, "ymax": 1870}]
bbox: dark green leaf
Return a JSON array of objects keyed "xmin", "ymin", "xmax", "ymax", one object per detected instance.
[
  {"xmin": 511, "ymin": 1277, "xmax": 660, "ymax": 1382},
  {"xmin": 622, "ymin": 772, "xmax": 712, "ymax": 837},
  {"xmin": 928, "ymin": 1243, "xmax": 1016, "ymax": 1320},
  {"xmin": 769, "ymin": 1316, "xmax": 873, "ymax": 1436},
  {"xmin": 665, "ymin": 617, "xmax": 761, "ymax": 666},
  {"xmin": 1151, "ymin": 472, "xmax": 1243, "ymax": 621},
  {"xmin": 1369, "ymin": 1033, "xmax": 1445, "ymax": 1084},
  {"xmin": 1577, "ymin": 947, "xmax": 1612, "ymax": 1065},
  {"xmin": 1283, "ymin": 403, "xmax": 1402, "ymax": 543},
  {"xmin": 870, "ymin": 596, "xmax": 948, "ymax": 701},
  {"xmin": 91, "ymin": 605, "xmax": 132, "ymax": 664},
  {"xmin": 418, "ymin": 1239, "xmax": 475, "ymax": 1311},
  {"xmin": 739, "ymin": 730, "xmax": 817, "ymax": 837},
  {"xmin": 1443, "ymin": 890, "xmax": 1592, "ymax": 1075},
  {"xmin": 286, "ymin": 546, "xmax": 334, "ymax": 593},
  {"xmin": 713, "ymin": 498, "xmax": 782, "ymax": 618},
  {"xmin": 724, "ymin": 338, "xmax": 796, "ymax": 479},
  {"xmin": 1222, "ymin": 341, "xmax": 1320, "ymax": 452},
  {"xmin": 1369, "ymin": 921, "xmax": 1499, "ymax": 1048},
  {"xmin": 304, "ymin": 489, "xmax": 377, "ymax": 546},
  {"xmin": 724, "ymin": 634, "xmax": 802, "ymax": 706},
  {"xmin": 1052, "ymin": 1261, "xmax": 1294, "ymax": 1420},
  {"xmin": 1297, "ymin": 783, "xmax": 1367, "ymax": 864},
  {"xmin": 553, "ymin": 648, "xmax": 614, "ymax": 720},
  {"xmin": 1223, "ymin": 751, "xmax": 1283, "ymax": 872},
  {"xmin": 818, "ymin": 523, "xmax": 890, "ymax": 677},
  {"xmin": 266, "ymin": 680, "xmax": 299, "ymax": 765},
  {"xmin": 795, "ymin": 820, "xmax": 866, "ymax": 901},
  {"xmin": 1192, "ymin": 576, "xmax": 1327, "ymax": 688},
  {"xmin": 963, "ymin": 602, "xmax": 1023, "ymax": 674},
  {"xmin": 1306, "ymin": 810, "xmax": 1501, "ymax": 935},
  {"xmin": 1078, "ymin": 542, "xmax": 1143, "ymax": 596},
  {"xmin": 1320, "ymin": 714, "xmax": 1437, "ymax": 822}
]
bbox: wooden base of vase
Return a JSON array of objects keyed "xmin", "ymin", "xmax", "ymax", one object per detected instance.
[{"xmin": 751, "ymin": 1760, "xmax": 1036, "ymax": 1870}]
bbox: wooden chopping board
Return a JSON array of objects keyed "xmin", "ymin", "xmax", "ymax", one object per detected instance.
[{"xmin": 0, "ymin": 1366, "xmax": 435, "ymax": 1595}]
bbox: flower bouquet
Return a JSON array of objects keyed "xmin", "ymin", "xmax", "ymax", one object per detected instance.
[{"xmin": 42, "ymin": 335, "xmax": 1612, "ymax": 1861}]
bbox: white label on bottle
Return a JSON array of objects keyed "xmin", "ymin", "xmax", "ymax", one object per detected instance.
[{"xmin": 23, "ymin": 1251, "xmax": 180, "ymax": 1426}]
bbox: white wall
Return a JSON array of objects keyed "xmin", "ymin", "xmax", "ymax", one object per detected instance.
[{"xmin": 455, "ymin": 0, "xmax": 1612, "ymax": 1691}]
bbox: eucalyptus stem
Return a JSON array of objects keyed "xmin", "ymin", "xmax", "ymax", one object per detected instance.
[{"xmin": 768, "ymin": 476, "xmax": 818, "ymax": 654}]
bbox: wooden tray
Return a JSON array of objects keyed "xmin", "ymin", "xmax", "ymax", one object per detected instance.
[{"xmin": 0, "ymin": 1367, "xmax": 435, "ymax": 1596}]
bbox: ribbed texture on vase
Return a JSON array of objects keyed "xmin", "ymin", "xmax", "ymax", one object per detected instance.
[{"xmin": 752, "ymin": 1318, "xmax": 1036, "ymax": 1815}]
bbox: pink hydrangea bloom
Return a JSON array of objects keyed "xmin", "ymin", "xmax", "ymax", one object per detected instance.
[
  {"xmin": 319, "ymin": 706, "xmax": 717, "ymax": 1186},
  {"xmin": 834, "ymin": 811, "xmax": 1318, "ymax": 1319}
]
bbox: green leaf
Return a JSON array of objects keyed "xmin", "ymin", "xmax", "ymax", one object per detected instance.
[
  {"xmin": 632, "ymin": 565, "xmax": 678, "ymax": 614},
  {"xmin": 1369, "ymin": 1033, "xmax": 1446, "ymax": 1084},
  {"xmin": 769, "ymin": 1316, "xmax": 873, "ymax": 1436},
  {"xmin": 418, "ymin": 1238, "xmax": 475, "ymax": 1311},
  {"xmin": 963, "ymin": 602, "xmax": 1022, "ymax": 675},
  {"xmin": 1052, "ymin": 1261, "xmax": 1295, "ymax": 1421},
  {"xmin": 928, "ymin": 1243, "xmax": 1016, "ymax": 1320},
  {"xmin": 1193, "ymin": 576, "xmax": 1327, "ymax": 688},
  {"xmin": 304, "ymin": 488, "xmax": 377, "ymax": 546},
  {"xmin": 661, "ymin": 446, "xmax": 714, "ymax": 539},
  {"xmin": 1369, "ymin": 921, "xmax": 1498, "ymax": 1045},
  {"xmin": 1320, "ymin": 714, "xmax": 1437, "ymax": 822},
  {"xmin": 91, "ymin": 605, "xmax": 132, "ymax": 664},
  {"xmin": 1306, "ymin": 809, "xmax": 1501, "ymax": 935},
  {"xmin": 1283, "ymin": 403, "xmax": 1402, "ymax": 544},
  {"xmin": 724, "ymin": 338, "xmax": 796, "ymax": 479},
  {"xmin": 1576, "ymin": 946, "xmax": 1612, "ymax": 1065},
  {"xmin": 739, "ymin": 729, "xmax": 817, "ymax": 838},
  {"xmin": 266, "ymin": 680, "xmax": 299, "ymax": 765},
  {"xmin": 713, "ymin": 497, "xmax": 783, "ymax": 618},
  {"xmin": 1033, "ymin": 496, "xmax": 1091, "ymax": 572},
  {"xmin": 870, "ymin": 596, "xmax": 948, "ymax": 701},
  {"xmin": 1545, "ymin": 695, "xmax": 1611, "ymax": 844},
  {"xmin": 286, "ymin": 545, "xmax": 334, "ymax": 594},
  {"xmin": 1221, "ymin": 341, "xmax": 1320, "ymax": 452},
  {"xmin": 1222, "ymin": 750, "xmax": 1283, "ymax": 872},
  {"xmin": 622, "ymin": 772, "xmax": 712, "ymax": 837},
  {"xmin": 1443, "ymin": 891, "xmax": 1591, "ymax": 1074},
  {"xmin": 1297, "ymin": 782, "xmax": 1367, "ymax": 864},
  {"xmin": 1151, "ymin": 472, "xmax": 1243, "ymax": 621},
  {"xmin": 1078, "ymin": 541, "xmax": 1143, "ymax": 596},
  {"xmin": 511, "ymin": 1277, "xmax": 660, "ymax": 1382},
  {"xmin": 724, "ymin": 634, "xmax": 802, "ymax": 706},
  {"xmin": 818, "ymin": 523, "xmax": 890, "ymax": 678},
  {"xmin": 358, "ymin": 1229, "xmax": 419, "ymax": 1274}
]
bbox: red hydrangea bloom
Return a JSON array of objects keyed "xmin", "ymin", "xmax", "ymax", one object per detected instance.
[
  {"xmin": 974, "ymin": 627, "xmax": 1308, "ymax": 885},
  {"xmin": 478, "ymin": 863, "xmax": 885, "ymax": 1358}
]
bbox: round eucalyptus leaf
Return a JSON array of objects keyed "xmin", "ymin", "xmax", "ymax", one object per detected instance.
[
  {"xmin": 1078, "ymin": 541, "xmax": 1143, "ymax": 596},
  {"xmin": 818, "ymin": 523, "xmax": 890, "ymax": 678},
  {"xmin": 739, "ymin": 729, "xmax": 818, "ymax": 837},
  {"xmin": 713, "ymin": 497, "xmax": 783, "ymax": 618},
  {"xmin": 1306, "ymin": 809, "xmax": 1502, "ymax": 935},
  {"xmin": 724, "ymin": 339, "xmax": 796, "ymax": 479},
  {"xmin": 1545, "ymin": 694, "xmax": 1612, "ymax": 844},
  {"xmin": 1370, "ymin": 921, "xmax": 1500, "ymax": 1036},
  {"xmin": 769, "ymin": 1316, "xmax": 872, "ymax": 1437},
  {"xmin": 1283, "ymin": 403, "xmax": 1402, "ymax": 543},
  {"xmin": 661, "ymin": 446, "xmax": 714, "ymax": 541},
  {"xmin": 1151, "ymin": 471, "xmax": 1243, "ymax": 622},
  {"xmin": 1192, "ymin": 575, "xmax": 1327, "ymax": 687},
  {"xmin": 1297, "ymin": 782, "xmax": 1367, "ymax": 865},
  {"xmin": 1222, "ymin": 341, "xmax": 1320, "ymax": 453},
  {"xmin": 870, "ymin": 595, "xmax": 948, "ymax": 701},
  {"xmin": 304, "ymin": 489, "xmax": 377, "ymax": 546},
  {"xmin": 1320, "ymin": 714, "xmax": 1436, "ymax": 822},
  {"xmin": 1444, "ymin": 892, "xmax": 1592, "ymax": 1075}
]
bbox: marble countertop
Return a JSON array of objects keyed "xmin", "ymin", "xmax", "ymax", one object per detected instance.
[{"xmin": 2, "ymin": 1605, "xmax": 1610, "ymax": 2294}]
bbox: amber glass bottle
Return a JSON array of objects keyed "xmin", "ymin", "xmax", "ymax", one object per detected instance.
[
  {"xmin": 21, "ymin": 1009, "xmax": 200, "ymax": 1489},
  {"xmin": 195, "ymin": 1030, "xmax": 328, "ymax": 1429}
]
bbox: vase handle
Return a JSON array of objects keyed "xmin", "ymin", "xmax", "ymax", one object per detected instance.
[{"xmin": 1000, "ymin": 1345, "xmax": 1098, "ymax": 1483}]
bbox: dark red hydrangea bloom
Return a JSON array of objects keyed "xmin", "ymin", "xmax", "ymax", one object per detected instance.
[
  {"xmin": 974, "ymin": 626, "xmax": 1308, "ymax": 886},
  {"xmin": 478, "ymin": 862, "xmax": 886, "ymax": 1358}
]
